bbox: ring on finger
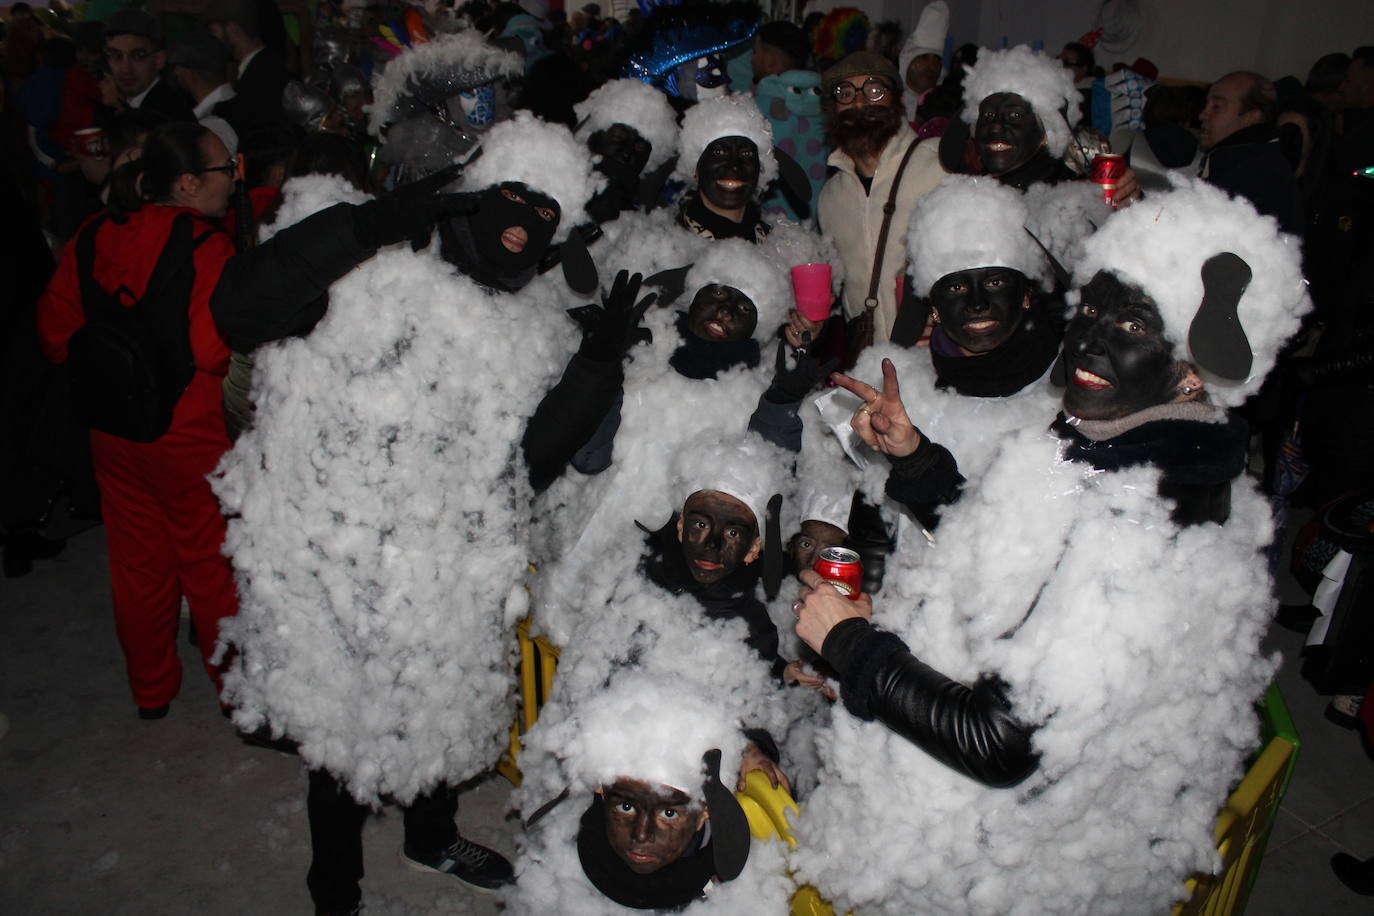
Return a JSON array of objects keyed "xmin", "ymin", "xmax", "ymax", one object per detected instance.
[{"xmin": 791, "ymin": 600, "xmax": 803, "ymax": 616}]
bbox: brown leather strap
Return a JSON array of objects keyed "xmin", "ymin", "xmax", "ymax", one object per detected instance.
[{"xmin": 863, "ymin": 136, "xmax": 922, "ymax": 314}]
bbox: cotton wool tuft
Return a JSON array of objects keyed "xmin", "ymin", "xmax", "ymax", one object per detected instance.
[
  {"xmin": 682, "ymin": 239, "xmax": 791, "ymax": 343},
  {"xmin": 675, "ymin": 94, "xmax": 779, "ymax": 191},
  {"xmin": 575, "ymin": 78, "xmax": 681, "ymax": 173},
  {"xmin": 961, "ymin": 45, "xmax": 1081, "ymax": 158}
]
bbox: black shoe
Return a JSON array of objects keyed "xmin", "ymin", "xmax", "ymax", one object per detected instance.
[
  {"xmin": 400, "ymin": 835, "xmax": 514, "ymax": 891},
  {"xmin": 1325, "ymin": 700, "xmax": 1363, "ymax": 731},
  {"xmin": 1275, "ymin": 602, "xmax": 1319, "ymax": 633},
  {"xmin": 1331, "ymin": 852, "xmax": 1374, "ymax": 895},
  {"xmin": 2, "ymin": 529, "xmax": 67, "ymax": 578},
  {"xmin": 137, "ymin": 704, "xmax": 170, "ymax": 720},
  {"xmin": 238, "ymin": 723, "xmax": 299, "ymax": 755}
]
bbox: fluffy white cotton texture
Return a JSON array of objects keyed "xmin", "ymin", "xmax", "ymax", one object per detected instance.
[
  {"xmin": 673, "ymin": 433, "xmax": 789, "ymax": 537},
  {"xmin": 1021, "ymin": 179, "xmax": 1110, "ymax": 277},
  {"xmin": 791, "ymin": 423, "xmax": 1278, "ymax": 915},
  {"xmin": 674, "ymin": 94, "xmax": 779, "ymax": 191},
  {"xmin": 962, "ymin": 45, "xmax": 1081, "ymax": 158},
  {"xmin": 213, "ymin": 174, "xmax": 570, "ymax": 805},
  {"xmin": 368, "ymin": 29, "xmax": 523, "ymax": 134},
  {"xmin": 462, "ymin": 111, "xmax": 604, "ymax": 242},
  {"xmin": 575, "ymin": 78, "xmax": 681, "ymax": 173},
  {"xmin": 528, "ymin": 299, "xmax": 780, "ymax": 645},
  {"xmin": 758, "ymin": 218, "xmax": 844, "ymax": 294},
  {"xmin": 907, "ymin": 175, "xmax": 1050, "ymax": 296},
  {"xmin": 1073, "ymin": 176, "xmax": 1311, "ymax": 406},
  {"xmin": 684, "ymin": 239, "xmax": 791, "ymax": 342}
]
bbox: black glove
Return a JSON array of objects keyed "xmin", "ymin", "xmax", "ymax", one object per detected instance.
[
  {"xmin": 763, "ymin": 337, "xmax": 837, "ymax": 405},
  {"xmin": 568, "ymin": 269, "xmax": 656, "ymax": 362},
  {"xmin": 351, "ymin": 165, "xmax": 477, "ymax": 250}
]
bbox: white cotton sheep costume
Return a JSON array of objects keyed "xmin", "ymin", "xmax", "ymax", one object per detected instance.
[
  {"xmin": 907, "ymin": 175, "xmax": 1051, "ymax": 296},
  {"xmin": 463, "ymin": 111, "xmax": 604, "ymax": 241},
  {"xmin": 368, "ymin": 29, "xmax": 524, "ymax": 134},
  {"xmin": 575, "ymin": 78, "xmax": 681, "ymax": 173},
  {"xmin": 1073, "ymin": 176, "xmax": 1311, "ymax": 407},
  {"xmin": 961, "ymin": 44, "xmax": 1082, "ymax": 158},
  {"xmin": 674, "ymin": 94, "xmax": 779, "ymax": 192},
  {"xmin": 672, "ymin": 432, "xmax": 784, "ymax": 536},
  {"xmin": 683, "ymin": 239, "xmax": 791, "ymax": 343}
]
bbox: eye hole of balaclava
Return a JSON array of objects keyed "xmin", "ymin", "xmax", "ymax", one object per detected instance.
[
  {"xmin": 469, "ymin": 181, "xmax": 561, "ymax": 275},
  {"xmin": 929, "ymin": 266, "xmax": 1029, "ymax": 354},
  {"xmin": 696, "ymin": 136, "xmax": 761, "ymax": 212},
  {"xmin": 1061, "ymin": 271, "xmax": 1182, "ymax": 419},
  {"xmin": 685, "ymin": 283, "xmax": 759, "ymax": 342},
  {"xmin": 974, "ymin": 92, "xmax": 1046, "ymax": 176}
]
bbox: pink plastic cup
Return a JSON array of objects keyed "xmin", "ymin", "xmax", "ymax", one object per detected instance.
[{"xmin": 791, "ymin": 263, "xmax": 833, "ymax": 322}]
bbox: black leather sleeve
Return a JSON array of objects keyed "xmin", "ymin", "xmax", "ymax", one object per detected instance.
[
  {"xmin": 884, "ymin": 434, "xmax": 966, "ymax": 530},
  {"xmin": 521, "ymin": 353, "xmax": 624, "ymax": 492},
  {"xmin": 822, "ymin": 618, "xmax": 1039, "ymax": 788},
  {"xmin": 210, "ymin": 202, "xmax": 378, "ymax": 352}
]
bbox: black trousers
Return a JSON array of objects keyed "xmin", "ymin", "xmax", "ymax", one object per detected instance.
[{"xmin": 305, "ymin": 768, "xmax": 459, "ymax": 912}]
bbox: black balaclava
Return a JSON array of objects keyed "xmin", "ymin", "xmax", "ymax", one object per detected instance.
[
  {"xmin": 1061, "ymin": 271, "xmax": 1183, "ymax": 419},
  {"xmin": 587, "ymin": 123, "xmax": 653, "ymax": 221},
  {"xmin": 695, "ymin": 136, "xmax": 760, "ymax": 213},
  {"xmin": 440, "ymin": 181, "xmax": 560, "ymax": 288}
]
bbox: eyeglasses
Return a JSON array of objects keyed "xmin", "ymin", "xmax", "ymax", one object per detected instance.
[
  {"xmin": 832, "ymin": 78, "xmax": 889, "ymax": 104},
  {"xmin": 194, "ymin": 161, "xmax": 237, "ymax": 176},
  {"xmin": 105, "ymin": 48, "xmax": 154, "ymax": 64}
]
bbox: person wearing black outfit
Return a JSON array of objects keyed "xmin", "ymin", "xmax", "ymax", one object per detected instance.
[
  {"xmin": 103, "ymin": 9, "xmax": 195, "ymax": 123},
  {"xmin": 1199, "ymin": 71, "xmax": 1304, "ymax": 234},
  {"xmin": 205, "ymin": 0, "xmax": 289, "ymax": 130}
]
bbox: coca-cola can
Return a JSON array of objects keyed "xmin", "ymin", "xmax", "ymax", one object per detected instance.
[
  {"xmin": 813, "ymin": 546, "xmax": 863, "ymax": 600},
  {"xmin": 1090, "ymin": 153, "xmax": 1126, "ymax": 205}
]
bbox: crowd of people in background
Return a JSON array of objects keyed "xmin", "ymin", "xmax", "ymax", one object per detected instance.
[{"xmin": 2, "ymin": 0, "xmax": 1373, "ymax": 912}]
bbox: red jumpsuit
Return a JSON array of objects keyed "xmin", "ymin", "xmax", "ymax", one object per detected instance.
[{"xmin": 37, "ymin": 205, "xmax": 239, "ymax": 711}]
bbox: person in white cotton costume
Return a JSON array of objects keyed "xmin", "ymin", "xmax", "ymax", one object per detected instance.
[{"xmin": 788, "ymin": 178, "xmax": 1310, "ymax": 915}]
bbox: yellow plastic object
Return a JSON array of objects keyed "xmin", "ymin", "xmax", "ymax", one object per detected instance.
[
  {"xmin": 737, "ymin": 769, "xmax": 800, "ymax": 846},
  {"xmin": 1173, "ymin": 685, "xmax": 1300, "ymax": 916},
  {"xmin": 497, "ymin": 617, "xmax": 561, "ymax": 786},
  {"xmin": 791, "ymin": 885, "xmax": 842, "ymax": 916}
]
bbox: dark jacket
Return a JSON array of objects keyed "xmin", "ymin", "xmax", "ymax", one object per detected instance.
[
  {"xmin": 233, "ymin": 46, "xmax": 288, "ymax": 128},
  {"xmin": 1200, "ymin": 123, "xmax": 1303, "ymax": 235},
  {"xmin": 134, "ymin": 76, "xmax": 196, "ymax": 123}
]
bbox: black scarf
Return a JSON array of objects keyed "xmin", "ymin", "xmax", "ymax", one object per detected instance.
[
  {"xmin": 929, "ymin": 307, "xmax": 1063, "ymax": 398},
  {"xmin": 675, "ymin": 193, "xmax": 770, "ymax": 243},
  {"xmin": 576, "ymin": 796, "xmax": 713, "ymax": 911},
  {"xmin": 668, "ymin": 313, "xmax": 761, "ymax": 379},
  {"xmin": 994, "ymin": 148, "xmax": 1078, "ymax": 191}
]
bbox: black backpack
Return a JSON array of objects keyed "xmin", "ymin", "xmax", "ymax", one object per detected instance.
[{"xmin": 67, "ymin": 212, "xmax": 217, "ymax": 442}]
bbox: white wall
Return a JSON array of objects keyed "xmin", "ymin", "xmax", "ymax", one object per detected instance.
[{"xmin": 807, "ymin": 0, "xmax": 1374, "ymax": 82}]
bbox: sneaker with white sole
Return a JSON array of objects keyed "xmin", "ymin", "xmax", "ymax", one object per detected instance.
[{"xmin": 400, "ymin": 835, "xmax": 514, "ymax": 891}]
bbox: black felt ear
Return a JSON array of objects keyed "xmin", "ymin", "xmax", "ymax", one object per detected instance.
[
  {"xmin": 771, "ymin": 145, "xmax": 813, "ymax": 205},
  {"xmin": 643, "ymin": 264, "xmax": 692, "ymax": 308},
  {"xmin": 561, "ymin": 225, "xmax": 598, "ymax": 295},
  {"xmin": 638, "ymin": 156, "xmax": 678, "ymax": 210},
  {"xmin": 1049, "ymin": 351, "xmax": 1068, "ymax": 388},
  {"xmin": 938, "ymin": 117, "xmax": 973, "ymax": 174},
  {"xmin": 889, "ymin": 275, "xmax": 929, "ymax": 348},
  {"xmin": 761, "ymin": 493, "xmax": 784, "ymax": 601},
  {"xmin": 700, "ymin": 749, "xmax": 750, "ymax": 882},
  {"xmin": 1189, "ymin": 252, "xmax": 1254, "ymax": 381}
]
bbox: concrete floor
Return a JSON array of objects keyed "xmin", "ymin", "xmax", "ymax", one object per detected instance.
[{"xmin": 2, "ymin": 520, "xmax": 1371, "ymax": 915}]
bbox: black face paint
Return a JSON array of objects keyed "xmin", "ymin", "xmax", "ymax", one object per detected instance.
[
  {"xmin": 929, "ymin": 267, "xmax": 1029, "ymax": 354},
  {"xmin": 468, "ymin": 181, "xmax": 560, "ymax": 275},
  {"xmin": 678, "ymin": 490, "xmax": 759, "ymax": 585},
  {"xmin": 601, "ymin": 779, "xmax": 703, "ymax": 876},
  {"xmin": 685, "ymin": 284, "xmax": 758, "ymax": 342},
  {"xmin": 588, "ymin": 123, "xmax": 653, "ymax": 177},
  {"xmin": 1062, "ymin": 271, "xmax": 1183, "ymax": 419},
  {"xmin": 787, "ymin": 520, "xmax": 846, "ymax": 575},
  {"xmin": 974, "ymin": 92, "xmax": 1046, "ymax": 176},
  {"xmin": 695, "ymin": 136, "xmax": 760, "ymax": 212}
]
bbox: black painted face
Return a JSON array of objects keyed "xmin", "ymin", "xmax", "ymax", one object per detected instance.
[
  {"xmin": 601, "ymin": 779, "xmax": 705, "ymax": 875},
  {"xmin": 974, "ymin": 92, "xmax": 1046, "ymax": 175},
  {"xmin": 930, "ymin": 267, "xmax": 1029, "ymax": 354},
  {"xmin": 1062, "ymin": 271, "xmax": 1183, "ymax": 419},
  {"xmin": 677, "ymin": 490, "xmax": 760, "ymax": 584},
  {"xmin": 469, "ymin": 181, "xmax": 560, "ymax": 275},
  {"xmin": 686, "ymin": 284, "xmax": 758, "ymax": 342},
  {"xmin": 695, "ymin": 135, "xmax": 760, "ymax": 212},
  {"xmin": 588, "ymin": 123, "xmax": 653, "ymax": 177},
  {"xmin": 787, "ymin": 519, "xmax": 846, "ymax": 575}
]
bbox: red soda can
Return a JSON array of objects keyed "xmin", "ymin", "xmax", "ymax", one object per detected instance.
[
  {"xmin": 1090, "ymin": 153, "xmax": 1126, "ymax": 205},
  {"xmin": 813, "ymin": 546, "xmax": 863, "ymax": 600}
]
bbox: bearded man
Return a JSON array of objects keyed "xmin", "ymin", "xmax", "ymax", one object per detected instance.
[{"xmin": 816, "ymin": 51, "xmax": 944, "ymax": 351}]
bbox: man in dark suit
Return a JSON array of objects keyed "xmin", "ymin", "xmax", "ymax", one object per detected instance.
[
  {"xmin": 103, "ymin": 9, "xmax": 195, "ymax": 122},
  {"xmin": 204, "ymin": 0, "xmax": 288, "ymax": 128}
]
